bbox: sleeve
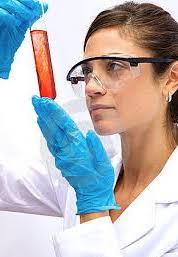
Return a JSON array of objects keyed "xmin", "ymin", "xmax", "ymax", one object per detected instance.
[
  {"xmin": 0, "ymin": 156, "xmax": 68, "ymax": 217},
  {"xmin": 162, "ymin": 243, "xmax": 178, "ymax": 256},
  {"xmin": 52, "ymin": 216, "xmax": 123, "ymax": 257}
]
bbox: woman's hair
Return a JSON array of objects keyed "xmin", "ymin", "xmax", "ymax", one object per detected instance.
[{"xmin": 84, "ymin": 1, "xmax": 178, "ymax": 144}]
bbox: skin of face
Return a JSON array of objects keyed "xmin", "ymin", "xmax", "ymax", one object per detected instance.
[{"xmin": 84, "ymin": 27, "xmax": 168, "ymax": 137}]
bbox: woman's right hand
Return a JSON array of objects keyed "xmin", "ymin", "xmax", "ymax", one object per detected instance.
[
  {"xmin": 0, "ymin": 0, "xmax": 48, "ymax": 79},
  {"xmin": 32, "ymin": 95, "xmax": 120, "ymax": 215}
]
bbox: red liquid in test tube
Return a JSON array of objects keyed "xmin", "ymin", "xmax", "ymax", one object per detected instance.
[{"xmin": 30, "ymin": 30, "xmax": 56, "ymax": 99}]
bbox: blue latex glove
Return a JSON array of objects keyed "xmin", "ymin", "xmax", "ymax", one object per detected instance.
[
  {"xmin": 0, "ymin": 0, "xmax": 48, "ymax": 79},
  {"xmin": 32, "ymin": 95, "xmax": 120, "ymax": 214}
]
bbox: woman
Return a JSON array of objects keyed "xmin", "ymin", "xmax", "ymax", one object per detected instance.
[
  {"xmin": 32, "ymin": 1, "xmax": 178, "ymax": 256},
  {"xmin": 0, "ymin": 1, "xmax": 178, "ymax": 256}
]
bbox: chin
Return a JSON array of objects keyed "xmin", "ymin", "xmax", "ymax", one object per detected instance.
[{"xmin": 93, "ymin": 123, "xmax": 118, "ymax": 136}]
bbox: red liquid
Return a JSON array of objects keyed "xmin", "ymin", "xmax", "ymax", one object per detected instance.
[{"xmin": 30, "ymin": 30, "xmax": 56, "ymax": 99}]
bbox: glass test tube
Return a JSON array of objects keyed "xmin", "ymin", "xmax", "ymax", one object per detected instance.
[{"xmin": 30, "ymin": 2, "xmax": 56, "ymax": 99}]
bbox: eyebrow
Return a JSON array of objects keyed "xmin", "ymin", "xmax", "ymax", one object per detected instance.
[
  {"xmin": 84, "ymin": 52, "xmax": 133, "ymax": 59},
  {"xmin": 102, "ymin": 52, "xmax": 133, "ymax": 57},
  {"xmin": 81, "ymin": 61, "xmax": 90, "ymax": 66},
  {"xmin": 82, "ymin": 54, "xmax": 128, "ymax": 66},
  {"xmin": 102, "ymin": 52, "xmax": 123, "ymax": 56}
]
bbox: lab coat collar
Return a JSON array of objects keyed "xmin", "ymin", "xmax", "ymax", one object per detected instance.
[
  {"xmin": 153, "ymin": 145, "xmax": 178, "ymax": 203},
  {"xmin": 112, "ymin": 145, "xmax": 178, "ymax": 250}
]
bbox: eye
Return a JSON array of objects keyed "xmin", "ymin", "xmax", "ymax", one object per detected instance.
[
  {"xmin": 82, "ymin": 65, "xmax": 92, "ymax": 77},
  {"xmin": 107, "ymin": 61, "xmax": 125, "ymax": 72}
]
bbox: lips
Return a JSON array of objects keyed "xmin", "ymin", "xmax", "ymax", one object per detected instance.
[{"xmin": 89, "ymin": 104, "xmax": 114, "ymax": 112}]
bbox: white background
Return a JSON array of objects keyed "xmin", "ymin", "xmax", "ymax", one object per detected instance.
[{"xmin": 0, "ymin": 0, "xmax": 177, "ymax": 256}]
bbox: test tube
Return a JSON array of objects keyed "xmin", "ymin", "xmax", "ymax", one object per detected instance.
[{"xmin": 30, "ymin": 1, "xmax": 56, "ymax": 99}]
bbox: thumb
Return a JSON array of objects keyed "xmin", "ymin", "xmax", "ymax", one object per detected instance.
[
  {"xmin": 86, "ymin": 130, "xmax": 109, "ymax": 163},
  {"xmin": 29, "ymin": 1, "xmax": 48, "ymax": 27},
  {"xmin": 41, "ymin": 1, "xmax": 48, "ymax": 13}
]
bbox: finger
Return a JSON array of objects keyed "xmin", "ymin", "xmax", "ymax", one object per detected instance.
[
  {"xmin": 19, "ymin": 0, "xmax": 48, "ymax": 12},
  {"xmin": 32, "ymin": 96, "xmax": 53, "ymax": 120},
  {"xmin": 86, "ymin": 130, "xmax": 109, "ymax": 163},
  {"xmin": 18, "ymin": 0, "xmax": 39, "ymax": 9},
  {"xmin": 0, "ymin": 0, "xmax": 48, "ymax": 24},
  {"xmin": 18, "ymin": 0, "xmax": 48, "ymax": 20},
  {"xmin": 37, "ymin": 117, "xmax": 69, "ymax": 148},
  {"xmin": 0, "ymin": 0, "xmax": 33, "ymax": 21},
  {"xmin": 37, "ymin": 118, "xmax": 59, "ymax": 157},
  {"xmin": 37, "ymin": 117, "xmax": 56, "ymax": 144},
  {"xmin": 0, "ymin": 7, "xmax": 20, "ymax": 26},
  {"xmin": 32, "ymin": 96, "xmax": 82, "ymax": 146},
  {"xmin": 32, "ymin": 96, "xmax": 81, "ymax": 138}
]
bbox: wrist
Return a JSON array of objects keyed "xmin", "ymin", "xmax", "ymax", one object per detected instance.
[
  {"xmin": 76, "ymin": 191, "xmax": 120, "ymax": 216},
  {"xmin": 80, "ymin": 211, "xmax": 109, "ymax": 224}
]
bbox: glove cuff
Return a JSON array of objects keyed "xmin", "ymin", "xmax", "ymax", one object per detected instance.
[
  {"xmin": 76, "ymin": 190, "xmax": 121, "ymax": 215},
  {"xmin": 0, "ymin": 71, "xmax": 10, "ymax": 79},
  {"xmin": 76, "ymin": 203, "xmax": 121, "ymax": 215}
]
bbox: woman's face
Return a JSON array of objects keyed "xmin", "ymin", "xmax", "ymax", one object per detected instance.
[{"xmin": 84, "ymin": 27, "xmax": 165, "ymax": 136}]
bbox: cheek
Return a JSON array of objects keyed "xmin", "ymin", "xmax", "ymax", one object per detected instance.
[
  {"xmin": 112, "ymin": 79, "xmax": 161, "ymax": 129},
  {"xmin": 85, "ymin": 73, "xmax": 162, "ymax": 135}
]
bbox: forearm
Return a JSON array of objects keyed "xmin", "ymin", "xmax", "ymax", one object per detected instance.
[
  {"xmin": 0, "ymin": 158, "xmax": 62, "ymax": 216},
  {"xmin": 80, "ymin": 211, "xmax": 109, "ymax": 223}
]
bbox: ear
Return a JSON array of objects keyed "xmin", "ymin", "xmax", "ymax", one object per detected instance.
[{"xmin": 162, "ymin": 61, "xmax": 178, "ymax": 98}]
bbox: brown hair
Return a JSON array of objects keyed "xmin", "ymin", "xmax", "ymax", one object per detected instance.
[{"xmin": 84, "ymin": 1, "xmax": 178, "ymax": 144}]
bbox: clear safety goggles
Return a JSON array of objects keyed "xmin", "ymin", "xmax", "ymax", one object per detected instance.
[{"xmin": 66, "ymin": 55, "xmax": 178, "ymax": 98}]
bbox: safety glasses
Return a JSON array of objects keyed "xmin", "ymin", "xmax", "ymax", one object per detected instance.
[{"xmin": 67, "ymin": 55, "xmax": 178, "ymax": 97}]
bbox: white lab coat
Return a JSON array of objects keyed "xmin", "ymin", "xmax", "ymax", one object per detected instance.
[{"xmin": 0, "ymin": 146, "xmax": 178, "ymax": 257}]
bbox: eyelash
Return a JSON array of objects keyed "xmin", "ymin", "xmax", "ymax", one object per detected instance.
[
  {"xmin": 82, "ymin": 66, "xmax": 92, "ymax": 76},
  {"xmin": 82, "ymin": 61, "xmax": 125, "ymax": 76},
  {"xmin": 107, "ymin": 61, "xmax": 125, "ymax": 71}
]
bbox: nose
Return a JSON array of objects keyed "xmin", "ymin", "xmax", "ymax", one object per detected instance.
[{"xmin": 85, "ymin": 73, "xmax": 107, "ymax": 97}]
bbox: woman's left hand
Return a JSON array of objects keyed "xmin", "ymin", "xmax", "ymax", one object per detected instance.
[
  {"xmin": 32, "ymin": 95, "xmax": 120, "ymax": 215},
  {"xmin": 0, "ymin": 0, "xmax": 48, "ymax": 79}
]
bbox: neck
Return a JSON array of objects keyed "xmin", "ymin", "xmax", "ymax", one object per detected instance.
[{"xmin": 118, "ymin": 123, "xmax": 177, "ymax": 193}]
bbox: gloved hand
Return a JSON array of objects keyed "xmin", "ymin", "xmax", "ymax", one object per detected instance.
[
  {"xmin": 0, "ymin": 0, "xmax": 48, "ymax": 79},
  {"xmin": 32, "ymin": 95, "xmax": 120, "ymax": 214}
]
